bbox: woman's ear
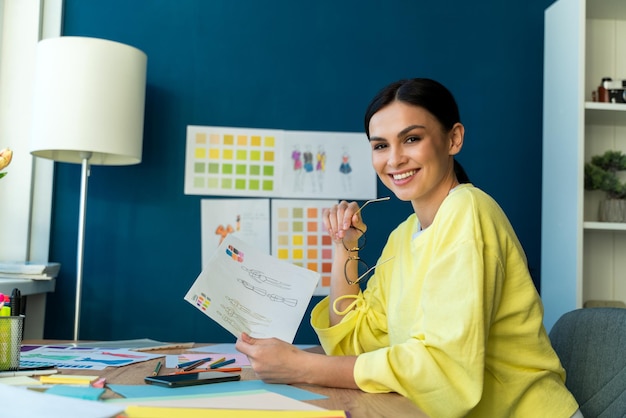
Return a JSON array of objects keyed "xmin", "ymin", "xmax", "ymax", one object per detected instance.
[{"xmin": 449, "ymin": 123, "xmax": 464, "ymax": 156}]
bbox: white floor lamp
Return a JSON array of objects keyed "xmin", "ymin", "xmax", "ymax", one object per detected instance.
[{"xmin": 29, "ymin": 37, "xmax": 147, "ymax": 341}]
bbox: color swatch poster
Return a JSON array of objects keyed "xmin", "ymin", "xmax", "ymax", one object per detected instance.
[
  {"xmin": 185, "ymin": 126, "xmax": 283, "ymax": 197},
  {"xmin": 184, "ymin": 126, "xmax": 376, "ymax": 200},
  {"xmin": 271, "ymin": 199, "xmax": 337, "ymax": 296},
  {"xmin": 200, "ymin": 199, "xmax": 271, "ymax": 267}
]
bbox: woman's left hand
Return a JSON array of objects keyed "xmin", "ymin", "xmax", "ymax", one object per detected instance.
[{"xmin": 235, "ymin": 332, "xmax": 310, "ymax": 384}]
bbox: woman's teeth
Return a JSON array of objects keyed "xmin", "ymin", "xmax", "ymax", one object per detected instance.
[{"xmin": 393, "ymin": 170, "xmax": 416, "ymax": 180}]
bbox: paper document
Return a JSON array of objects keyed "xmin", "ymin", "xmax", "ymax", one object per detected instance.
[
  {"xmin": 184, "ymin": 235, "xmax": 319, "ymax": 343},
  {"xmin": 0, "ymin": 383, "xmax": 124, "ymax": 418}
]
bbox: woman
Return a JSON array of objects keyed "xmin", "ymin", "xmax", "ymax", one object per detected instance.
[{"xmin": 236, "ymin": 78, "xmax": 580, "ymax": 417}]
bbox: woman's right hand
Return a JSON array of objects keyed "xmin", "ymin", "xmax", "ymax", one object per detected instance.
[{"xmin": 323, "ymin": 200, "xmax": 367, "ymax": 248}]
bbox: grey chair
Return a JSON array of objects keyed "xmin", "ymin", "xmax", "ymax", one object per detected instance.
[{"xmin": 549, "ymin": 307, "xmax": 626, "ymax": 418}]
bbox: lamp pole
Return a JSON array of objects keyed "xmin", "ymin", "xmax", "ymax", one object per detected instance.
[{"xmin": 74, "ymin": 152, "xmax": 92, "ymax": 341}]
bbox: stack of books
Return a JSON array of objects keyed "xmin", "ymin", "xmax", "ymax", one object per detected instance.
[{"xmin": 0, "ymin": 262, "xmax": 61, "ymax": 280}]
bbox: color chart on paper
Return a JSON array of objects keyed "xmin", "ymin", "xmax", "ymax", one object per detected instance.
[
  {"xmin": 185, "ymin": 126, "xmax": 283, "ymax": 196},
  {"xmin": 271, "ymin": 200, "xmax": 336, "ymax": 296}
]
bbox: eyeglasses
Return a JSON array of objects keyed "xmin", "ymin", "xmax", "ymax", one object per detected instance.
[{"xmin": 343, "ymin": 197, "xmax": 394, "ymax": 285}]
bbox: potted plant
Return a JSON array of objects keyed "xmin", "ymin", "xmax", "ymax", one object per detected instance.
[{"xmin": 584, "ymin": 150, "xmax": 626, "ymax": 222}]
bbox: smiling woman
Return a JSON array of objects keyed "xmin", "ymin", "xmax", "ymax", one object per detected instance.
[{"xmin": 235, "ymin": 78, "xmax": 582, "ymax": 418}]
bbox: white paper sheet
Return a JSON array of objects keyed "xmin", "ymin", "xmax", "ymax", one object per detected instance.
[
  {"xmin": 0, "ymin": 383, "xmax": 124, "ymax": 418},
  {"xmin": 184, "ymin": 235, "xmax": 319, "ymax": 343}
]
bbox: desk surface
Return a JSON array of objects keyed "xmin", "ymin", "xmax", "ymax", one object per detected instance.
[{"xmin": 27, "ymin": 341, "xmax": 427, "ymax": 418}]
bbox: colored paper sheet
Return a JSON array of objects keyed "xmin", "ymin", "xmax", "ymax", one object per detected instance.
[
  {"xmin": 0, "ymin": 375, "xmax": 40, "ymax": 385},
  {"xmin": 39, "ymin": 374, "xmax": 99, "ymax": 385},
  {"xmin": 184, "ymin": 235, "xmax": 319, "ymax": 343},
  {"xmin": 108, "ymin": 389, "xmax": 323, "ymax": 410},
  {"xmin": 108, "ymin": 380, "xmax": 326, "ymax": 401},
  {"xmin": 125, "ymin": 405, "xmax": 348, "ymax": 418},
  {"xmin": 45, "ymin": 385, "xmax": 105, "ymax": 400}
]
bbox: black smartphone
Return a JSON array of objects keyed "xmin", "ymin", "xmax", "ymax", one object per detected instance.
[{"xmin": 144, "ymin": 371, "xmax": 241, "ymax": 388}]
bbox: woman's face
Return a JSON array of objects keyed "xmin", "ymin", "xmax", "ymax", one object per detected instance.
[{"xmin": 368, "ymin": 100, "xmax": 462, "ymax": 204}]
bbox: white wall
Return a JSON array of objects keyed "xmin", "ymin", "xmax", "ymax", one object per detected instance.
[{"xmin": 0, "ymin": 0, "xmax": 62, "ymax": 262}]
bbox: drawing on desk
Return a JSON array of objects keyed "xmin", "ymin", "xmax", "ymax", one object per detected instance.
[{"xmin": 184, "ymin": 235, "xmax": 319, "ymax": 343}]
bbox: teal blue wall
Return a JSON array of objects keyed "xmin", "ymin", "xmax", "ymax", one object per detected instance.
[{"xmin": 45, "ymin": 0, "xmax": 554, "ymax": 342}]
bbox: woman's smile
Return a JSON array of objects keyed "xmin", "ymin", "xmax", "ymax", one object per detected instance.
[{"xmin": 390, "ymin": 169, "xmax": 418, "ymax": 183}]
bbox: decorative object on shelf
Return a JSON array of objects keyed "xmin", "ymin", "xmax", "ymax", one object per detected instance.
[
  {"xmin": 29, "ymin": 37, "xmax": 147, "ymax": 340},
  {"xmin": 594, "ymin": 77, "xmax": 626, "ymax": 104},
  {"xmin": 0, "ymin": 148, "xmax": 12, "ymax": 179},
  {"xmin": 584, "ymin": 150, "xmax": 626, "ymax": 222}
]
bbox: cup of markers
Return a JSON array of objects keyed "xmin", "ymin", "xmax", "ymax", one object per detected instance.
[{"xmin": 0, "ymin": 292, "xmax": 25, "ymax": 371}]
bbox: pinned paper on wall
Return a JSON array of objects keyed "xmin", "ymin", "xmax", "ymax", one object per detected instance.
[
  {"xmin": 201, "ymin": 199, "xmax": 270, "ymax": 266},
  {"xmin": 184, "ymin": 125, "xmax": 376, "ymax": 200},
  {"xmin": 271, "ymin": 199, "xmax": 336, "ymax": 296},
  {"xmin": 184, "ymin": 235, "xmax": 319, "ymax": 343}
]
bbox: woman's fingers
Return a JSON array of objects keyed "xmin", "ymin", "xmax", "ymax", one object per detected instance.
[{"xmin": 324, "ymin": 201, "xmax": 364, "ymax": 241}]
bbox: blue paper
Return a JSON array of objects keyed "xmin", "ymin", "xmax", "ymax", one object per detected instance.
[
  {"xmin": 108, "ymin": 380, "xmax": 326, "ymax": 401},
  {"xmin": 45, "ymin": 385, "xmax": 105, "ymax": 400}
]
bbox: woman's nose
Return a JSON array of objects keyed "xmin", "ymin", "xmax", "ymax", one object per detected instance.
[{"xmin": 387, "ymin": 146, "xmax": 406, "ymax": 168}]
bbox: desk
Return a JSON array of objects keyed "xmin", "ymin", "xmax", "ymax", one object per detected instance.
[
  {"xmin": 0, "ymin": 278, "xmax": 55, "ymax": 339},
  {"xmin": 27, "ymin": 341, "xmax": 427, "ymax": 418}
]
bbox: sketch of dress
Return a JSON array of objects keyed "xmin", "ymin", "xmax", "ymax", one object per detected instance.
[
  {"xmin": 339, "ymin": 148, "xmax": 352, "ymax": 191},
  {"xmin": 291, "ymin": 146, "xmax": 304, "ymax": 192},
  {"xmin": 316, "ymin": 146, "xmax": 326, "ymax": 192}
]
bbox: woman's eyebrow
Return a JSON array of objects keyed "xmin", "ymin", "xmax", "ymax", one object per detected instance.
[
  {"xmin": 368, "ymin": 124, "xmax": 426, "ymax": 142},
  {"xmin": 397, "ymin": 124, "xmax": 425, "ymax": 138}
]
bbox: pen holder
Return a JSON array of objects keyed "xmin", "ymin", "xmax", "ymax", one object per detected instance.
[{"xmin": 0, "ymin": 315, "xmax": 24, "ymax": 371}]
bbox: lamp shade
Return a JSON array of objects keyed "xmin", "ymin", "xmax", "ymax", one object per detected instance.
[{"xmin": 30, "ymin": 37, "xmax": 147, "ymax": 165}]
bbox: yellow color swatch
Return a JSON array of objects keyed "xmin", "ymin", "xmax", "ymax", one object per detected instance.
[{"xmin": 194, "ymin": 148, "xmax": 206, "ymax": 159}]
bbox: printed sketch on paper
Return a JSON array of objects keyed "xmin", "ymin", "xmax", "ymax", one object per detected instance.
[{"xmin": 184, "ymin": 235, "xmax": 319, "ymax": 343}]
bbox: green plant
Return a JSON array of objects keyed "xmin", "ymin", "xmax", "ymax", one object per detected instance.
[{"xmin": 584, "ymin": 150, "xmax": 626, "ymax": 199}]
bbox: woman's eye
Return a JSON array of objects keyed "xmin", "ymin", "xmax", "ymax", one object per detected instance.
[
  {"xmin": 406, "ymin": 136, "xmax": 421, "ymax": 143},
  {"xmin": 372, "ymin": 142, "xmax": 387, "ymax": 151}
]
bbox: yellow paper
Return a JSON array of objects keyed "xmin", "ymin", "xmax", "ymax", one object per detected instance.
[
  {"xmin": 124, "ymin": 406, "xmax": 348, "ymax": 418},
  {"xmin": 39, "ymin": 375, "xmax": 98, "ymax": 385}
]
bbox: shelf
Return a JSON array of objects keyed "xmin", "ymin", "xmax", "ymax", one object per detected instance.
[
  {"xmin": 584, "ymin": 221, "xmax": 626, "ymax": 231},
  {"xmin": 585, "ymin": 102, "xmax": 626, "ymax": 126},
  {"xmin": 585, "ymin": 102, "xmax": 626, "ymax": 111}
]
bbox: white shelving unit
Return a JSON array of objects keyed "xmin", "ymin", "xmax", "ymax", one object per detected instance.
[{"xmin": 542, "ymin": 0, "xmax": 626, "ymax": 330}]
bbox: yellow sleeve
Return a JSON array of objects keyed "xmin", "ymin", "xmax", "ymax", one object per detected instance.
[
  {"xmin": 353, "ymin": 236, "xmax": 499, "ymax": 417},
  {"xmin": 310, "ymin": 271, "xmax": 391, "ymax": 356}
]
